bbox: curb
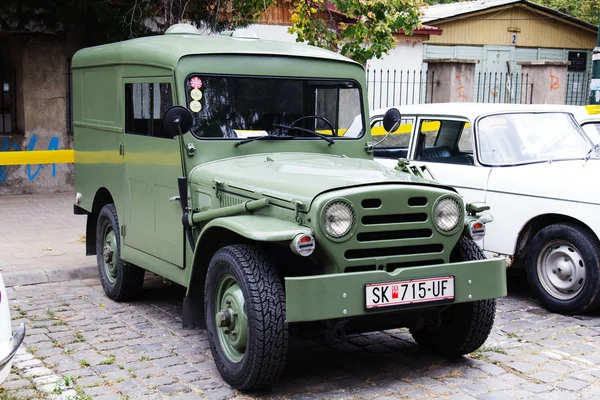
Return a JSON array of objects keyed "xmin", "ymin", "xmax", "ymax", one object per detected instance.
[{"xmin": 3, "ymin": 265, "xmax": 98, "ymax": 287}]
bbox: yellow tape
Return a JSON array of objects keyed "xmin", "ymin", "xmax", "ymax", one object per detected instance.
[
  {"xmin": 0, "ymin": 150, "xmax": 75, "ymax": 166},
  {"xmin": 585, "ymin": 105, "xmax": 600, "ymax": 115}
]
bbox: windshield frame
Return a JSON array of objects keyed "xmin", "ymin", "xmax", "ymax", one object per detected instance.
[
  {"xmin": 183, "ymin": 73, "xmax": 366, "ymax": 142},
  {"xmin": 473, "ymin": 111, "xmax": 594, "ymax": 167}
]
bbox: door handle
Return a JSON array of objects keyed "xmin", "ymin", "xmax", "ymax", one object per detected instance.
[{"xmin": 169, "ymin": 196, "xmax": 180, "ymax": 202}]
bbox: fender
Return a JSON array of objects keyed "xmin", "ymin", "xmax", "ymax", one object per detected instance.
[
  {"xmin": 197, "ymin": 214, "xmax": 313, "ymax": 243},
  {"xmin": 182, "ymin": 214, "xmax": 312, "ymax": 329}
]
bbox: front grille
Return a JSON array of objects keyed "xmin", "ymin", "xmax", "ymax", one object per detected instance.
[
  {"xmin": 342, "ymin": 193, "xmax": 446, "ymax": 270},
  {"xmin": 362, "ymin": 213, "xmax": 427, "ymax": 225},
  {"xmin": 356, "ymin": 228, "xmax": 432, "ymax": 242},
  {"xmin": 345, "ymin": 244, "xmax": 443, "ymax": 259}
]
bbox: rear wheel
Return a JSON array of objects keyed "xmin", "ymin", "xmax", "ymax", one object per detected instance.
[
  {"xmin": 410, "ymin": 237, "xmax": 496, "ymax": 357},
  {"xmin": 96, "ymin": 204, "xmax": 144, "ymax": 301},
  {"xmin": 526, "ymin": 223, "xmax": 600, "ymax": 314},
  {"xmin": 205, "ymin": 244, "xmax": 288, "ymax": 390}
]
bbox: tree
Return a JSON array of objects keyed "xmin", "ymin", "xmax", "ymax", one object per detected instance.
[
  {"xmin": 0, "ymin": 0, "xmax": 278, "ymax": 45},
  {"xmin": 1, "ymin": 0, "xmax": 426, "ymax": 64},
  {"xmin": 288, "ymin": 0, "xmax": 426, "ymax": 64}
]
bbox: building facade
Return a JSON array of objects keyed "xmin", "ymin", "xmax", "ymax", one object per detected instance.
[{"xmin": 421, "ymin": 0, "xmax": 598, "ymax": 104}]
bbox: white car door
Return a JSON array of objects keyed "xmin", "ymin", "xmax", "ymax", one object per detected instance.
[{"xmin": 407, "ymin": 117, "xmax": 492, "ymax": 209}]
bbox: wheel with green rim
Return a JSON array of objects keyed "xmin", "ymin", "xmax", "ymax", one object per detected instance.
[
  {"xmin": 95, "ymin": 204, "xmax": 144, "ymax": 301},
  {"xmin": 205, "ymin": 244, "xmax": 288, "ymax": 390}
]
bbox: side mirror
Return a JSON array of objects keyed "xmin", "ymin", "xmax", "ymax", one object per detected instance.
[
  {"xmin": 163, "ymin": 106, "xmax": 193, "ymax": 136},
  {"xmin": 382, "ymin": 108, "xmax": 401, "ymax": 133}
]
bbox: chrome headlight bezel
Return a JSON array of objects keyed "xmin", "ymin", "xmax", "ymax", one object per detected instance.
[
  {"xmin": 320, "ymin": 199, "xmax": 356, "ymax": 241},
  {"xmin": 432, "ymin": 195, "xmax": 463, "ymax": 235}
]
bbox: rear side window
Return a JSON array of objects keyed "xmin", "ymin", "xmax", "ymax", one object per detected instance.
[{"xmin": 125, "ymin": 83, "xmax": 173, "ymax": 138}]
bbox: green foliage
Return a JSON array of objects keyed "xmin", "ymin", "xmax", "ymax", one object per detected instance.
[
  {"xmin": 532, "ymin": 0, "xmax": 600, "ymax": 25},
  {"xmin": 0, "ymin": 0, "xmax": 278, "ymax": 45},
  {"xmin": 288, "ymin": 0, "xmax": 425, "ymax": 64}
]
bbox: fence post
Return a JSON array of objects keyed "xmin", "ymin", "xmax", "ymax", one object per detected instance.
[
  {"xmin": 423, "ymin": 58, "xmax": 479, "ymax": 103},
  {"xmin": 517, "ymin": 61, "xmax": 570, "ymax": 104}
]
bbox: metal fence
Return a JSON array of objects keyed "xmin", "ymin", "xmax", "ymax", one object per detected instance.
[
  {"xmin": 365, "ymin": 69, "xmax": 435, "ymax": 109},
  {"xmin": 565, "ymin": 72, "xmax": 590, "ymax": 106},
  {"xmin": 474, "ymin": 72, "xmax": 534, "ymax": 104}
]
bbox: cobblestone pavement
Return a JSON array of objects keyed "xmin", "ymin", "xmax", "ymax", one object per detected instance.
[{"xmin": 2, "ymin": 274, "xmax": 599, "ymax": 400}]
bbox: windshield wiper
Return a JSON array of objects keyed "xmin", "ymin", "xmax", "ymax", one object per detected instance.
[
  {"xmin": 584, "ymin": 143, "xmax": 600, "ymax": 161},
  {"xmin": 273, "ymin": 124, "xmax": 335, "ymax": 146},
  {"xmin": 234, "ymin": 134, "xmax": 295, "ymax": 147}
]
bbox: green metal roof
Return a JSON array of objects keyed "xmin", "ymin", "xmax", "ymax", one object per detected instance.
[{"xmin": 71, "ymin": 33, "xmax": 357, "ymax": 69}]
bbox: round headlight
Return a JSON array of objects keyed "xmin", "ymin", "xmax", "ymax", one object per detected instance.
[
  {"xmin": 322, "ymin": 200, "xmax": 355, "ymax": 239},
  {"xmin": 433, "ymin": 196, "xmax": 462, "ymax": 233}
]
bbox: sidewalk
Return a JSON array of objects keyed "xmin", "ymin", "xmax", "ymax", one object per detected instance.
[{"xmin": 0, "ymin": 191, "xmax": 97, "ymax": 286}]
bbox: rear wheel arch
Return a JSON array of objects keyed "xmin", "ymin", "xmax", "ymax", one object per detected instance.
[
  {"xmin": 514, "ymin": 214, "xmax": 598, "ymax": 264},
  {"xmin": 85, "ymin": 188, "xmax": 115, "ymax": 256}
]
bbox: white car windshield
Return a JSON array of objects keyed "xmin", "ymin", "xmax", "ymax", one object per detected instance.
[{"xmin": 477, "ymin": 112, "xmax": 594, "ymax": 165}]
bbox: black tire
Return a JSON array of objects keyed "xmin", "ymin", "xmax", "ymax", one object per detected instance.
[
  {"xmin": 410, "ymin": 237, "xmax": 496, "ymax": 357},
  {"xmin": 96, "ymin": 204, "xmax": 144, "ymax": 301},
  {"xmin": 526, "ymin": 222, "xmax": 600, "ymax": 314},
  {"xmin": 204, "ymin": 244, "xmax": 288, "ymax": 390}
]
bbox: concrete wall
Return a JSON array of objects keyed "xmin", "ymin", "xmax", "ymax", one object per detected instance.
[{"xmin": 0, "ymin": 35, "xmax": 77, "ymax": 195}]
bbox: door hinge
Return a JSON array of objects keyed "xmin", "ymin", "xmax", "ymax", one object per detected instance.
[
  {"xmin": 119, "ymin": 143, "xmax": 125, "ymax": 155},
  {"xmin": 121, "ymin": 224, "xmax": 126, "ymax": 237}
]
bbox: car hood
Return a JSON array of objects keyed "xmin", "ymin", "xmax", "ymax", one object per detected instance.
[
  {"xmin": 487, "ymin": 159, "xmax": 600, "ymax": 205},
  {"xmin": 190, "ymin": 153, "xmax": 450, "ymax": 204}
]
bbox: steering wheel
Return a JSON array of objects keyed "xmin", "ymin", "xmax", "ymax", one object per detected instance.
[{"xmin": 290, "ymin": 115, "xmax": 337, "ymax": 137}]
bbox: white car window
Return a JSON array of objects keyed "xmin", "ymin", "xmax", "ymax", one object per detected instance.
[
  {"xmin": 477, "ymin": 112, "xmax": 592, "ymax": 165},
  {"xmin": 581, "ymin": 122, "xmax": 600, "ymax": 144}
]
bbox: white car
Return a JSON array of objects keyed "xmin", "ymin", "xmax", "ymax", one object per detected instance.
[
  {"xmin": 561, "ymin": 105, "xmax": 600, "ymax": 144},
  {"xmin": 363, "ymin": 103, "xmax": 600, "ymax": 314},
  {"xmin": 0, "ymin": 273, "xmax": 25, "ymax": 384}
]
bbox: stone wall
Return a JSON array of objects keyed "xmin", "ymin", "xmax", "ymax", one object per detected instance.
[{"xmin": 0, "ymin": 35, "xmax": 78, "ymax": 195}]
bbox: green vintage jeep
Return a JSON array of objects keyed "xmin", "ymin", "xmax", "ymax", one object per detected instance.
[{"xmin": 72, "ymin": 24, "xmax": 506, "ymax": 390}]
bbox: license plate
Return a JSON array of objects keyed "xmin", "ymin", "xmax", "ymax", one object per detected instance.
[{"xmin": 365, "ymin": 276, "xmax": 455, "ymax": 309}]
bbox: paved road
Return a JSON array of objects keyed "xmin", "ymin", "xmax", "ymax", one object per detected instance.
[{"xmin": 3, "ymin": 273, "xmax": 600, "ymax": 399}]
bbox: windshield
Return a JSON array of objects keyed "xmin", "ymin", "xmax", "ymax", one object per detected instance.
[
  {"xmin": 476, "ymin": 112, "xmax": 593, "ymax": 165},
  {"xmin": 185, "ymin": 75, "xmax": 364, "ymax": 140}
]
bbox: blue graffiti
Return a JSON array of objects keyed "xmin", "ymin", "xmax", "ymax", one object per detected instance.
[
  {"xmin": 27, "ymin": 135, "xmax": 59, "ymax": 180},
  {"xmin": 0, "ymin": 134, "xmax": 59, "ymax": 183}
]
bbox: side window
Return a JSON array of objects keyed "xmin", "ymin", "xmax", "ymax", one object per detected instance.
[
  {"xmin": 457, "ymin": 125, "xmax": 473, "ymax": 153},
  {"xmin": 415, "ymin": 119, "xmax": 473, "ymax": 165},
  {"xmin": 581, "ymin": 122, "xmax": 600, "ymax": 144},
  {"xmin": 125, "ymin": 83, "xmax": 173, "ymax": 138},
  {"xmin": 371, "ymin": 117, "xmax": 415, "ymax": 159}
]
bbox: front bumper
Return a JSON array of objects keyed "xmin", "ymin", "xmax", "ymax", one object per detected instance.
[
  {"xmin": 0, "ymin": 322, "xmax": 26, "ymax": 371},
  {"xmin": 285, "ymin": 258, "xmax": 506, "ymax": 322}
]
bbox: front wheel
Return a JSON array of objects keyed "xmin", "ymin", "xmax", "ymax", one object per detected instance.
[
  {"xmin": 204, "ymin": 244, "xmax": 288, "ymax": 390},
  {"xmin": 410, "ymin": 237, "xmax": 496, "ymax": 357},
  {"xmin": 526, "ymin": 223, "xmax": 600, "ymax": 314}
]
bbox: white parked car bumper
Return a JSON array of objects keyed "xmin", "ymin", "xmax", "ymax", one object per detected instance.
[{"xmin": 0, "ymin": 273, "xmax": 26, "ymax": 384}]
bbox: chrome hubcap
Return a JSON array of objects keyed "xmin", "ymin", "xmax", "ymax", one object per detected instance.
[{"xmin": 537, "ymin": 240, "xmax": 585, "ymax": 301}]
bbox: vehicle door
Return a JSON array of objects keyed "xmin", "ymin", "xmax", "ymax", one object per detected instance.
[
  {"xmin": 407, "ymin": 117, "xmax": 491, "ymax": 205},
  {"xmin": 122, "ymin": 78, "xmax": 184, "ymax": 267}
]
